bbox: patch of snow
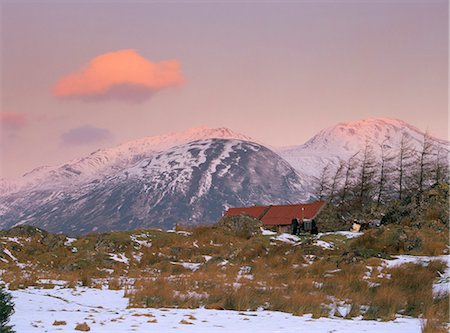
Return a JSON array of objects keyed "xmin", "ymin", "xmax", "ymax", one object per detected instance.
[
  {"xmin": 336, "ymin": 304, "xmax": 352, "ymax": 317},
  {"xmin": 108, "ymin": 253, "xmax": 129, "ymax": 265},
  {"xmin": 63, "ymin": 237, "xmax": 77, "ymax": 247},
  {"xmin": 170, "ymin": 261, "xmax": 202, "ymax": 272},
  {"xmin": 382, "ymin": 255, "xmax": 449, "ymax": 269},
  {"xmin": 133, "ymin": 252, "xmax": 143, "ymax": 263},
  {"xmin": 318, "ymin": 231, "xmax": 364, "ymax": 239},
  {"xmin": 176, "ymin": 231, "xmax": 192, "ymax": 236},
  {"xmin": 3, "ymin": 237, "xmax": 22, "ymax": 244},
  {"xmin": 130, "ymin": 235, "xmax": 152, "ymax": 248},
  {"xmin": 3, "ymin": 249, "xmax": 17, "ymax": 262},
  {"xmin": 261, "ymin": 228, "xmax": 277, "ymax": 236},
  {"xmin": 9, "ymin": 286, "xmax": 423, "ymax": 333},
  {"xmin": 382, "ymin": 255, "xmax": 450, "ymax": 296},
  {"xmin": 218, "ymin": 260, "xmax": 229, "ymax": 267},
  {"xmin": 36, "ymin": 279, "xmax": 67, "ymax": 286},
  {"xmin": 271, "ymin": 233, "xmax": 300, "ymax": 244},
  {"xmin": 315, "ymin": 240, "xmax": 334, "ymax": 249},
  {"xmin": 237, "ymin": 266, "xmax": 253, "ymax": 281},
  {"xmin": 313, "ymin": 281, "xmax": 323, "ymax": 289}
]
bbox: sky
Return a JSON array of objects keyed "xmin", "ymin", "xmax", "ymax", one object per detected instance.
[{"xmin": 0, "ymin": 0, "xmax": 448, "ymax": 178}]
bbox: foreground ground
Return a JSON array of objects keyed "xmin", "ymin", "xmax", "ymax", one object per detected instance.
[
  {"xmin": 1, "ymin": 224, "xmax": 448, "ymax": 332},
  {"xmin": 11, "ymin": 286, "xmax": 422, "ymax": 333}
]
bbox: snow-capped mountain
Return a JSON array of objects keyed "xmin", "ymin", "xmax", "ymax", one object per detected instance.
[
  {"xmin": 0, "ymin": 138, "xmax": 309, "ymax": 235},
  {"xmin": 0, "ymin": 126, "xmax": 255, "ymax": 195},
  {"xmin": 277, "ymin": 118, "xmax": 448, "ymax": 178},
  {"xmin": 0, "ymin": 118, "xmax": 447, "ymax": 235}
]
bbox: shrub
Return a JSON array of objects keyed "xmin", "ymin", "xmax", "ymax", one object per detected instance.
[
  {"xmin": 216, "ymin": 214, "xmax": 262, "ymax": 239},
  {"xmin": 108, "ymin": 278, "xmax": 121, "ymax": 290},
  {"xmin": 0, "ymin": 288, "xmax": 14, "ymax": 333}
]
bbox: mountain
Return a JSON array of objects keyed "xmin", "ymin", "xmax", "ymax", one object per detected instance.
[
  {"xmin": 0, "ymin": 118, "xmax": 447, "ymax": 235},
  {"xmin": 0, "ymin": 138, "xmax": 310, "ymax": 235},
  {"xmin": 277, "ymin": 118, "xmax": 448, "ymax": 178},
  {"xmin": 0, "ymin": 127, "xmax": 254, "ymax": 195}
]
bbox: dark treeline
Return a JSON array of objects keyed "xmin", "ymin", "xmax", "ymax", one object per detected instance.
[{"xmin": 315, "ymin": 132, "xmax": 449, "ymax": 225}]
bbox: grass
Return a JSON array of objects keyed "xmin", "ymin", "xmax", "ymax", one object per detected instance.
[{"xmin": 0, "ymin": 223, "xmax": 448, "ymax": 328}]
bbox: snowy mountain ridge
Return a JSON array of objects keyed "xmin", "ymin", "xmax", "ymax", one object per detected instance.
[
  {"xmin": 277, "ymin": 118, "xmax": 448, "ymax": 178},
  {"xmin": 0, "ymin": 126, "xmax": 255, "ymax": 194},
  {"xmin": 0, "ymin": 117, "xmax": 447, "ymax": 234},
  {"xmin": 0, "ymin": 138, "xmax": 308, "ymax": 234}
]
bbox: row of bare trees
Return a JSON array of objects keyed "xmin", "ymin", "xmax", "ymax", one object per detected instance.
[{"xmin": 316, "ymin": 132, "xmax": 449, "ymax": 207}]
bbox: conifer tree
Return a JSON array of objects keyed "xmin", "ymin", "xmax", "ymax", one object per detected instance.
[{"xmin": 0, "ymin": 288, "xmax": 14, "ymax": 333}]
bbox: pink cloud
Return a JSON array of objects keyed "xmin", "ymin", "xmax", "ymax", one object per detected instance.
[
  {"xmin": 0, "ymin": 112, "xmax": 27, "ymax": 130},
  {"xmin": 52, "ymin": 49, "xmax": 183, "ymax": 103}
]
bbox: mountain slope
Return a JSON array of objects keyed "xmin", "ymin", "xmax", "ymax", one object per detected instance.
[
  {"xmin": 0, "ymin": 139, "xmax": 309, "ymax": 235},
  {"xmin": 277, "ymin": 118, "xmax": 448, "ymax": 178},
  {"xmin": 0, "ymin": 127, "xmax": 254, "ymax": 195},
  {"xmin": 0, "ymin": 118, "xmax": 447, "ymax": 235}
]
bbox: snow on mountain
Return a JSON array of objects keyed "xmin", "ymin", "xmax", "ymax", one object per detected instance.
[
  {"xmin": 277, "ymin": 118, "xmax": 449, "ymax": 178},
  {"xmin": 0, "ymin": 126, "xmax": 255, "ymax": 195},
  {"xmin": 0, "ymin": 118, "xmax": 447, "ymax": 234},
  {"xmin": 0, "ymin": 139, "xmax": 310, "ymax": 235}
]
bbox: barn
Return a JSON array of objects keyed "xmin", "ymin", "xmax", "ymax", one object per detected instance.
[{"xmin": 223, "ymin": 201, "xmax": 326, "ymax": 234}]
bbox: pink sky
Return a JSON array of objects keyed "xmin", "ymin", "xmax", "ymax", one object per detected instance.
[{"xmin": 1, "ymin": 1, "xmax": 448, "ymax": 178}]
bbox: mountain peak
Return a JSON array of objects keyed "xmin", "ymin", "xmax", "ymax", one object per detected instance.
[
  {"xmin": 107, "ymin": 126, "xmax": 255, "ymax": 156},
  {"xmin": 1, "ymin": 126, "xmax": 255, "ymax": 193},
  {"xmin": 277, "ymin": 117, "xmax": 448, "ymax": 179},
  {"xmin": 307, "ymin": 117, "xmax": 435, "ymax": 150},
  {"xmin": 333, "ymin": 117, "xmax": 418, "ymax": 132}
]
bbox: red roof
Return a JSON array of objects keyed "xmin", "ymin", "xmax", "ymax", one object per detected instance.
[
  {"xmin": 223, "ymin": 201, "xmax": 326, "ymax": 226},
  {"xmin": 224, "ymin": 206, "xmax": 269, "ymax": 219},
  {"xmin": 260, "ymin": 202, "xmax": 326, "ymax": 226}
]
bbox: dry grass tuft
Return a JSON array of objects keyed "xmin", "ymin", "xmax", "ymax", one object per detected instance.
[{"xmin": 74, "ymin": 322, "xmax": 90, "ymax": 331}]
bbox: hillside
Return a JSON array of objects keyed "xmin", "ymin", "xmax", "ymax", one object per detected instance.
[
  {"xmin": 0, "ymin": 127, "xmax": 254, "ymax": 195},
  {"xmin": 277, "ymin": 118, "xmax": 448, "ymax": 178},
  {"xmin": 0, "ymin": 211, "xmax": 448, "ymax": 332},
  {"xmin": 0, "ymin": 118, "xmax": 447, "ymax": 235},
  {"xmin": 0, "ymin": 139, "xmax": 310, "ymax": 235}
]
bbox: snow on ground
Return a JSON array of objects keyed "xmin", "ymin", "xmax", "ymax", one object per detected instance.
[
  {"xmin": 317, "ymin": 231, "xmax": 364, "ymax": 239},
  {"xmin": 130, "ymin": 234, "xmax": 152, "ymax": 248},
  {"xmin": 315, "ymin": 240, "xmax": 334, "ymax": 249},
  {"xmin": 10, "ymin": 286, "xmax": 422, "ymax": 333},
  {"xmin": 271, "ymin": 233, "xmax": 300, "ymax": 244},
  {"xmin": 3, "ymin": 248, "xmax": 18, "ymax": 261},
  {"xmin": 170, "ymin": 261, "xmax": 202, "ymax": 271},
  {"xmin": 63, "ymin": 237, "xmax": 77, "ymax": 247},
  {"xmin": 382, "ymin": 254, "xmax": 450, "ymax": 296},
  {"xmin": 382, "ymin": 254, "xmax": 449, "ymax": 268},
  {"xmin": 261, "ymin": 228, "xmax": 277, "ymax": 236},
  {"xmin": 108, "ymin": 253, "xmax": 129, "ymax": 265}
]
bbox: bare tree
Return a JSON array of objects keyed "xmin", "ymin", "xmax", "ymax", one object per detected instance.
[
  {"xmin": 376, "ymin": 139, "xmax": 395, "ymax": 206},
  {"xmin": 414, "ymin": 131, "xmax": 435, "ymax": 194},
  {"xmin": 341, "ymin": 152, "xmax": 359, "ymax": 202},
  {"xmin": 434, "ymin": 144, "xmax": 449, "ymax": 185},
  {"xmin": 329, "ymin": 160, "xmax": 345, "ymax": 202},
  {"xmin": 316, "ymin": 164, "xmax": 331, "ymax": 200},
  {"xmin": 397, "ymin": 132, "xmax": 415, "ymax": 200},
  {"xmin": 356, "ymin": 141, "xmax": 377, "ymax": 207}
]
